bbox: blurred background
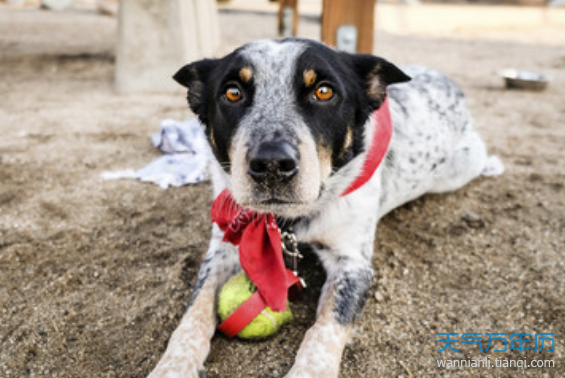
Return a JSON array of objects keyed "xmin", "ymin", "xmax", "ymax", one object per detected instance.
[{"xmin": 1, "ymin": 1, "xmax": 564, "ymax": 378}]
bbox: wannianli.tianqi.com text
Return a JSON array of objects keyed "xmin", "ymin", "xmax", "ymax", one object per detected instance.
[{"xmin": 437, "ymin": 358, "xmax": 555, "ymax": 369}]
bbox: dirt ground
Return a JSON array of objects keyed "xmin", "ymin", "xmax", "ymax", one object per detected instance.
[{"xmin": 1, "ymin": 5, "xmax": 564, "ymax": 378}]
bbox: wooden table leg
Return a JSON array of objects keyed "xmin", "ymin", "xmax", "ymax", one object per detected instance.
[
  {"xmin": 278, "ymin": 0, "xmax": 299, "ymax": 37},
  {"xmin": 321, "ymin": 0, "xmax": 376, "ymax": 54}
]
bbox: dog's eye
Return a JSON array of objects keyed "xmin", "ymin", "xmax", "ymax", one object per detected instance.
[
  {"xmin": 225, "ymin": 86, "xmax": 242, "ymax": 102},
  {"xmin": 314, "ymin": 85, "xmax": 334, "ymax": 101}
]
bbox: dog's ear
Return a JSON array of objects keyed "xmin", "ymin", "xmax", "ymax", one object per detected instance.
[
  {"xmin": 348, "ymin": 54, "xmax": 411, "ymax": 108},
  {"xmin": 173, "ymin": 59, "xmax": 218, "ymax": 119}
]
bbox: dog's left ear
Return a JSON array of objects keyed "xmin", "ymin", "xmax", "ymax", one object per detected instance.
[
  {"xmin": 173, "ymin": 59, "xmax": 218, "ymax": 121},
  {"xmin": 348, "ymin": 53, "xmax": 411, "ymax": 108}
]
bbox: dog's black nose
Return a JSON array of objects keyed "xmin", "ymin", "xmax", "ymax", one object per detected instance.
[{"xmin": 247, "ymin": 140, "xmax": 299, "ymax": 182}]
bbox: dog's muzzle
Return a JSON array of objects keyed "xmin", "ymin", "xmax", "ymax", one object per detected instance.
[{"xmin": 247, "ymin": 139, "xmax": 300, "ymax": 184}]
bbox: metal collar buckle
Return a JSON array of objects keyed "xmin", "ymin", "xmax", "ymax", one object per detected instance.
[{"xmin": 280, "ymin": 227, "xmax": 307, "ymax": 288}]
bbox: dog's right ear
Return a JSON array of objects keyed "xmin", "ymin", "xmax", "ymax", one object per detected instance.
[
  {"xmin": 346, "ymin": 53, "xmax": 411, "ymax": 111},
  {"xmin": 173, "ymin": 59, "xmax": 218, "ymax": 119}
]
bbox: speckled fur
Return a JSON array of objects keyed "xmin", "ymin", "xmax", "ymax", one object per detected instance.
[{"xmin": 149, "ymin": 39, "xmax": 498, "ymax": 378}]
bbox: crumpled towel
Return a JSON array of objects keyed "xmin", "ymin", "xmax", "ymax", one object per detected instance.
[{"xmin": 101, "ymin": 118, "xmax": 211, "ymax": 189}]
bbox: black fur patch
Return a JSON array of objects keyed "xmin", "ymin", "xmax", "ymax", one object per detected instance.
[
  {"xmin": 174, "ymin": 50, "xmax": 256, "ymax": 171},
  {"xmin": 292, "ymin": 42, "xmax": 410, "ymax": 171},
  {"xmin": 333, "ymin": 268, "xmax": 373, "ymax": 324}
]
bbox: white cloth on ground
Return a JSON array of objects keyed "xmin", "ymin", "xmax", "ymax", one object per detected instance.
[{"xmin": 101, "ymin": 118, "xmax": 211, "ymax": 189}]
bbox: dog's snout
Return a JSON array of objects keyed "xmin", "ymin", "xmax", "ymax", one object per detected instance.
[{"xmin": 247, "ymin": 140, "xmax": 299, "ymax": 182}]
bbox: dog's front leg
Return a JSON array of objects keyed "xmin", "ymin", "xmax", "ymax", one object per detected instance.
[
  {"xmin": 285, "ymin": 254, "xmax": 373, "ymax": 378},
  {"xmin": 148, "ymin": 230, "xmax": 239, "ymax": 378}
]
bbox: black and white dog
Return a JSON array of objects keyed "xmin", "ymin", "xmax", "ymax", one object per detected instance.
[{"xmin": 148, "ymin": 38, "xmax": 500, "ymax": 378}]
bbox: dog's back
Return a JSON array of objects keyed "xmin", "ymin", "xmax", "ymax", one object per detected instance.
[{"xmin": 378, "ymin": 66, "xmax": 489, "ymax": 216}]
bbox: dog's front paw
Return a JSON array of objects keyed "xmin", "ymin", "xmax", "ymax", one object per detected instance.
[
  {"xmin": 147, "ymin": 357, "xmax": 204, "ymax": 378},
  {"xmin": 283, "ymin": 320, "xmax": 346, "ymax": 378},
  {"xmin": 284, "ymin": 367, "xmax": 338, "ymax": 378},
  {"xmin": 284, "ymin": 355, "xmax": 340, "ymax": 378}
]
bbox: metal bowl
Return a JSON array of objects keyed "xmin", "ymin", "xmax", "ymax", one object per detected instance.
[{"xmin": 500, "ymin": 69, "xmax": 550, "ymax": 91}]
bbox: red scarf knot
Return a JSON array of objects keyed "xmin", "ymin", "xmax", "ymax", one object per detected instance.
[{"xmin": 211, "ymin": 190, "xmax": 289, "ymax": 312}]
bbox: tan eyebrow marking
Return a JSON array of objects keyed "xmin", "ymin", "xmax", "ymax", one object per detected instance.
[
  {"xmin": 303, "ymin": 69, "xmax": 317, "ymax": 87},
  {"xmin": 239, "ymin": 67, "xmax": 253, "ymax": 83}
]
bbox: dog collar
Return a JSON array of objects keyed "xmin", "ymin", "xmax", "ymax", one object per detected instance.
[
  {"xmin": 213, "ymin": 97, "xmax": 392, "ymax": 337},
  {"xmin": 341, "ymin": 96, "xmax": 392, "ymax": 196}
]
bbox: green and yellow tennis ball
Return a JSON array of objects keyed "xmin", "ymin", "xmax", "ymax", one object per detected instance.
[{"xmin": 217, "ymin": 273, "xmax": 293, "ymax": 340}]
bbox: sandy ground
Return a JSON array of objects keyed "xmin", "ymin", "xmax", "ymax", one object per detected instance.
[{"xmin": 1, "ymin": 4, "xmax": 564, "ymax": 378}]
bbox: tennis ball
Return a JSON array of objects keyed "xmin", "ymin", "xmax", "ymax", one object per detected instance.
[{"xmin": 218, "ymin": 273, "xmax": 293, "ymax": 340}]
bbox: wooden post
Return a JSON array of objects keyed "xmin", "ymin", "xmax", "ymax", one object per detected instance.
[
  {"xmin": 278, "ymin": 0, "xmax": 299, "ymax": 38},
  {"xmin": 321, "ymin": 0, "xmax": 376, "ymax": 54}
]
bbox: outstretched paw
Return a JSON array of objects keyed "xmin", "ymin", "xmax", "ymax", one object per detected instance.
[{"xmin": 147, "ymin": 359, "xmax": 203, "ymax": 378}]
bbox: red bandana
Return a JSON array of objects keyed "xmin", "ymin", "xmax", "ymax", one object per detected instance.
[
  {"xmin": 211, "ymin": 190, "xmax": 288, "ymax": 312},
  {"xmin": 214, "ymin": 97, "xmax": 392, "ymax": 337}
]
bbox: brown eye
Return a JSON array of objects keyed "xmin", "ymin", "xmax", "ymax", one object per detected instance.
[
  {"xmin": 225, "ymin": 86, "xmax": 242, "ymax": 102},
  {"xmin": 315, "ymin": 85, "xmax": 334, "ymax": 101}
]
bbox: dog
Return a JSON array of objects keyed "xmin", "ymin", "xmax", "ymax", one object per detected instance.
[{"xmin": 147, "ymin": 38, "xmax": 499, "ymax": 378}]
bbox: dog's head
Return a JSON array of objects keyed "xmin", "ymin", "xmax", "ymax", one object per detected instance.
[{"xmin": 174, "ymin": 39, "xmax": 409, "ymax": 218}]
